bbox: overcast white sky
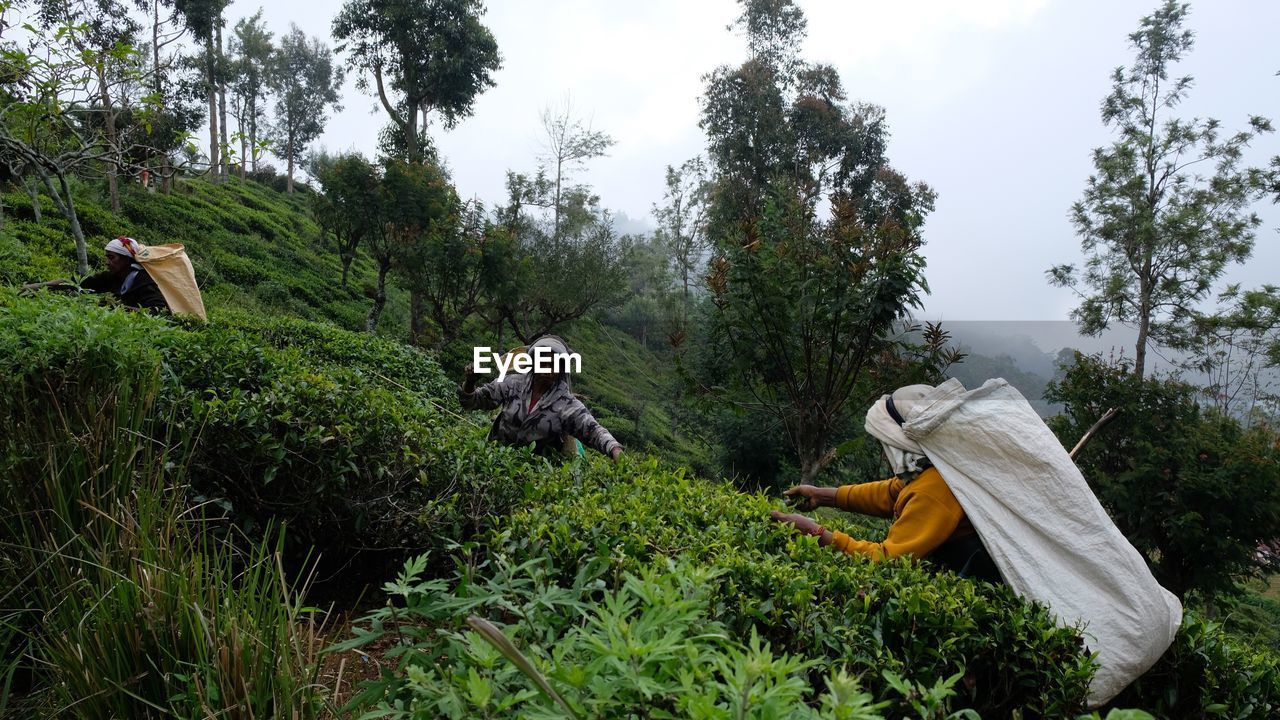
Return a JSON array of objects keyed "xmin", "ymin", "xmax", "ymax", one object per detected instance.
[{"xmin": 230, "ymin": 1, "xmax": 1279, "ymax": 319}]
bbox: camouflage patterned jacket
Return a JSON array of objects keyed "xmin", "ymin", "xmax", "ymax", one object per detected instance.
[{"xmin": 458, "ymin": 372, "xmax": 621, "ymax": 457}]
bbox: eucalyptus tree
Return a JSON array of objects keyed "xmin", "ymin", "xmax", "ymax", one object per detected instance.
[
  {"xmin": 228, "ymin": 9, "xmax": 272, "ymax": 178},
  {"xmin": 268, "ymin": 24, "xmax": 341, "ymax": 193},
  {"xmin": 174, "ymin": 0, "xmax": 229, "ymax": 181},
  {"xmin": 1047, "ymin": 0, "xmax": 1274, "ymax": 380}
]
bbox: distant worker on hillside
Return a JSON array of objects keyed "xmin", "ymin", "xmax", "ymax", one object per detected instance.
[
  {"xmin": 770, "ymin": 384, "xmax": 1000, "ymax": 582},
  {"xmin": 23, "ymin": 236, "xmax": 169, "ymax": 312},
  {"xmin": 458, "ymin": 335, "xmax": 623, "ymax": 462}
]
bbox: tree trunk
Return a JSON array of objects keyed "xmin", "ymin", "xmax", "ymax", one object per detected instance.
[
  {"xmin": 341, "ymin": 255, "xmax": 352, "ymax": 288},
  {"xmin": 217, "ymin": 21, "xmax": 229, "ymax": 180},
  {"xmin": 798, "ymin": 443, "xmax": 837, "ymax": 485},
  {"xmin": 1135, "ymin": 315, "xmax": 1149, "ymax": 381},
  {"xmin": 286, "ymin": 129, "xmax": 295, "ymax": 193},
  {"xmin": 41, "ymin": 169, "xmax": 88, "ymax": 275},
  {"xmin": 205, "ymin": 35, "xmax": 219, "ymax": 183},
  {"xmin": 366, "ymin": 261, "xmax": 389, "ymax": 333},
  {"xmin": 153, "ymin": 2, "xmax": 162, "ymax": 97},
  {"xmin": 409, "ymin": 291, "xmax": 425, "ymax": 346},
  {"xmin": 151, "ymin": 0, "xmax": 162, "ymax": 190},
  {"xmin": 405, "ymin": 104, "xmax": 419, "ymax": 163},
  {"xmin": 1135, "ymin": 277, "xmax": 1152, "ymax": 381},
  {"xmin": 97, "ymin": 68, "xmax": 121, "ymax": 214},
  {"xmin": 26, "ymin": 179, "xmax": 41, "ymax": 223},
  {"xmin": 249, "ymin": 97, "xmax": 258, "ymax": 173},
  {"xmin": 239, "ymin": 129, "xmax": 247, "ymax": 181}
]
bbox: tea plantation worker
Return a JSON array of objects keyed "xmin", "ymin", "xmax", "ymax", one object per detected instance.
[
  {"xmin": 458, "ymin": 335, "xmax": 623, "ymax": 461},
  {"xmin": 22, "ymin": 236, "xmax": 169, "ymax": 312},
  {"xmin": 769, "ymin": 384, "xmax": 1000, "ymax": 582}
]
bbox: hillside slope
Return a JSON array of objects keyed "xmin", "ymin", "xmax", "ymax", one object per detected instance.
[
  {"xmin": 3, "ymin": 179, "xmax": 1279, "ymax": 717},
  {"xmin": 0, "ymin": 176, "xmax": 410, "ymax": 335}
]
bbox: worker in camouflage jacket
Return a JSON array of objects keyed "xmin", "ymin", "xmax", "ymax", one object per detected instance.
[{"xmin": 458, "ymin": 335, "xmax": 623, "ymax": 461}]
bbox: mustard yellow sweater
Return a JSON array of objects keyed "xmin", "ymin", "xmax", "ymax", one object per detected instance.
[{"xmin": 827, "ymin": 467, "xmax": 974, "ymax": 561}]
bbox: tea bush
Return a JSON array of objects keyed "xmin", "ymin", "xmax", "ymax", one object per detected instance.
[
  {"xmin": 0, "ymin": 292, "xmax": 530, "ymax": 588},
  {"xmin": 1109, "ymin": 612, "xmax": 1280, "ymax": 718},
  {"xmin": 345, "ymin": 456, "xmax": 1097, "ymax": 718},
  {"xmin": 0, "ymin": 174, "xmax": 410, "ymax": 335},
  {"xmin": 348, "ymin": 451, "xmax": 1280, "ymax": 717}
]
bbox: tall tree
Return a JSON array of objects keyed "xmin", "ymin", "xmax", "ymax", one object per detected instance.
[
  {"xmin": 313, "ymin": 152, "xmax": 380, "ymax": 288},
  {"xmin": 0, "ymin": 7, "xmax": 154, "ymax": 272},
  {"xmin": 267, "ymin": 25, "xmax": 341, "ymax": 193},
  {"xmin": 33, "ymin": 0, "xmax": 142, "ymax": 213},
  {"xmin": 228, "ymin": 8, "xmax": 272, "ymax": 178},
  {"xmin": 214, "ymin": 8, "xmax": 227, "ymax": 178},
  {"xmin": 651, "ymin": 156, "xmax": 710, "ymax": 311},
  {"xmin": 698, "ymin": 0, "xmax": 943, "ymax": 482},
  {"xmin": 174, "ymin": 0, "xmax": 227, "ymax": 182},
  {"xmin": 142, "ymin": 0, "xmax": 192, "ymax": 193},
  {"xmin": 538, "ymin": 98, "xmax": 613, "ymax": 242},
  {"xmin": 495, "ymin": 107, "xmax": 629, "ymax": 343},
  {"xmin": 1048, "ymin": 0, "xmax": 1273, "ymax": 380},
  {"xmin": 332, "ymin": 0, "xmax": 501, "ymax": 164}
]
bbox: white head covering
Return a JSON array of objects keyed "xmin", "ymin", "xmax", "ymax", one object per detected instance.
[
  {"xmin": 105, "ymin": 236, "xmax": 142, "ymax": 259},
  {"xmin": 865, "ymin": 384, "xmax": 934, "ymax": 477}
]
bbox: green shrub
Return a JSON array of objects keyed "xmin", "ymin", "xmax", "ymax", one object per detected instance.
[
  {"xmin": 0, "ymin": 292, "xmax": 528, "ymax": 592},
  {"xmin": 345, "ymin": 456, "xmax": 1096, "ymax": 718},
  {"xmin": 1046, "ymin": 354, "xmax": 1280, "ymax": 598},
  {"xmin": 1109, "ymin": 613, "xmax": 1280, "ymax": 718},
  {"xmin": 0, "ymin": 289, "xmax": 324, "ymax": 716}
]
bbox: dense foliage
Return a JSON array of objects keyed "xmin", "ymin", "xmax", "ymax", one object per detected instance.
[
  {"xmin": 0, "ymin": 291, "xmax": 532, "ymax": 592},
  {"xmin": 1046, "ymin": 353, "xmax": 1280, "ymax": 599},
  {"xmin": 345, "ymin": 456, "xmax": 1098, "ymax": 718},
  {"xmin": 0, "ymin": 291, "xmax": 324, "ymax": 717}
]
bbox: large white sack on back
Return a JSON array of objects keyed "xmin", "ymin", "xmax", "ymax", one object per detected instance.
[{"xmin": 902, "ymin": 378, "xmax": 1181, "ymax": 707}]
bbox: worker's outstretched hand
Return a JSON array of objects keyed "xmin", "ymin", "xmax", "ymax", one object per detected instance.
[
  {"xmin": 769, "ymin": 510, "xmax": 822, "ymax": 537},
  {"xmin": 783, "ymin": 484, "xmax": 823, "ymax": 511}
]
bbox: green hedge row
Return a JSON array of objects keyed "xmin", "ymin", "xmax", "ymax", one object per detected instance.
[{"xmin": 0, "ymin": 292, "xmax": 530, "ymax": 586}]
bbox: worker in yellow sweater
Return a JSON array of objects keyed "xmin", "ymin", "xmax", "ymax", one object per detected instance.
[{"xmin": 770, "ymin": 384, "xmax": 1001, "ymax": 582}]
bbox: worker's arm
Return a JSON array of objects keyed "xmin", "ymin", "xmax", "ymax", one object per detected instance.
[
  {"xmin": 457, "ymin": 364, "xmax": 511, "ymax": 411},
  {"xmin": 827, "ymin": 492, "xmax": 964, "ymax": 561},
  {"xmin": 783, "ymin": 479, "xmax": 902, "ymax": 518},
  {"xmin": 560, "ymin": 399, "xmax": 622, "ymax": 460},
  {"xmin": 832, "ymin": 478, "xmax": 903, "ymax": 518},
  {"xmin": 21, "ymin": 279, "xmax": 71, "ymax": 291}
]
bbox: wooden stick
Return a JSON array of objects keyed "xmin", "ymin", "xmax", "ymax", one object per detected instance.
[{"xmin": 1069, "ymin": 407, "xmax": 1121, "ymax": 459}]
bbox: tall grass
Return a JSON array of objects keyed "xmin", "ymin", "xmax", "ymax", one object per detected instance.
[{"xmin": 0, "ymin": 292, "xmax": 328, "ymax": 717}]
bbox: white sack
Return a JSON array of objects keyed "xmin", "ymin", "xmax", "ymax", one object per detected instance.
[{"xmin": 901, "ymin": 378, "xmax": 1182, "ymax": 707}]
